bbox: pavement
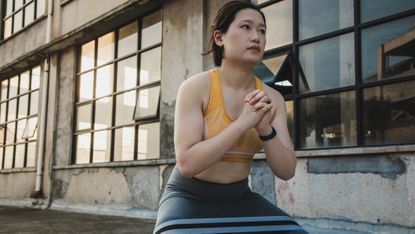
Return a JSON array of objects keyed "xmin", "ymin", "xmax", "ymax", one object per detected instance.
[{"xmin": 0, "ymin": 206, "xmax": 155, "ymax": 234}]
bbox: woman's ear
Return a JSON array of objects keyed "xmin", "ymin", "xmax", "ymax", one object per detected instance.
[{"xmin": 213, "ymin": 30, "xmax": 224, "ymax": 47}]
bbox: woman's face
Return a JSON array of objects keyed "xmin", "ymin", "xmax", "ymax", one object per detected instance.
[{"xmin": 217, "ymin": 8, "xmax": 266, "ymax": 66}]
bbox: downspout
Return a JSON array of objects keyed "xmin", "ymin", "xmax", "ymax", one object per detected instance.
[{"xmin": 34, "ymin": 0, "xmax": 53, "ymax": 196}]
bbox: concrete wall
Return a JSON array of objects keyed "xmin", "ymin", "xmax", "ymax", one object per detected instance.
[{"xmin": 276, "ymin": 153, "xmax": 415, "ymax": 233}]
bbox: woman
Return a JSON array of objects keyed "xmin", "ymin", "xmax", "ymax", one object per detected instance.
[{"xmin": 155, "ymin": 0, "xmax": 297, "ymax": 229}]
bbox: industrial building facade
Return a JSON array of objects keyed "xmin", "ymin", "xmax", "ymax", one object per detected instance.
[{"xmin": 0, "ymin": 0, "xmax": 414, "ymax": 233}]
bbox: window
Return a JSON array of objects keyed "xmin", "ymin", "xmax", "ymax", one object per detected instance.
[
  {"xmin": 74, "ymin": 10, "xmax": 162, "ymax": 164},
  {"xmin": 0, "ymin": 66, "xmax": 40, "ymax": 169},
  {"xmin": 254, "ymin": 0, "xmax": 415, "ymax": 149},
  {"xmin": 1, "ymin": 0, "xmax": 45, "ymax": 40}
]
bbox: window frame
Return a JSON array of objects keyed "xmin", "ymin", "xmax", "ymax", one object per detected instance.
[
  {"xmin": 73, "ymin": 9, "xmax": 162, "ymax": 164},
  {"xmin": 255, "ymin": 0, "xmax": 415, "ymax": 150}
]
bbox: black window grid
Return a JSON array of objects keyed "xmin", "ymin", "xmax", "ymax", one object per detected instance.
[
  {"xmin": 73, "ymin": 10, "xmax": 162, "ymax": 164},
  {"xmin": 257, "ymin": 0, "xmax": 415, "ymax": 150}
]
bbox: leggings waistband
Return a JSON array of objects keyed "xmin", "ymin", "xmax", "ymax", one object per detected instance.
[{"xmin": 167, "ymin": 168, "xmax": 250, "ymax": 202}]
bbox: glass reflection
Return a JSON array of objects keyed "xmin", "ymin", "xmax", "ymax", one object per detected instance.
[
  {"xmin": 14, "ymin": 11, "xmax": 23, "ymax": 32},
  {"xmin": 286, "ymin": 101, "xmax": 294, "ymax": 144},
  {"xmin": 114, "ymin": 127, "xmax": 134, "ymax": 161},
  {"xmin": 9, "ymin": 76, "xmax": 18, "ymax": 98},
  {"xmin": 24, "ymin": 3, "xmax": 35, "ymax": 26},
  {"xmin": 26, "ymin": 142, "xmax": 36, "ymax": 167},
  {"xmin": 0, "ymin": 103, "xmax": 6, "ymax": 123},
  {"xmin": 37, "ymin": 0, "xmax": 45, "ymax": 17},
  {"xmin": 118, "ymin": 22, "xmax": 138, "ymax": 58},
  {"xmin": 81, "ymin": 40, "xmax": 95, "ymax": 72},
  {"xmin": 31, "ymin": 66, "xmax": 41, "ymax": 90},
  {"xmin": 14, "ymin": 144, "xmax": 25, "ymax": 168},
  {"xmin": 299, "ymin": 91, "xmax": 356, "ymax": 149},
  {"xmin": 15, "ymin": 0, "xmax": 24, "ymax": 9},
  {"xmin": 300, "ymin": 33, "xmax": 355, "ymax": 93},
  {"xmin": 361, "ymin": 0, "xmax": 415, "ymax": 22},
  {"xmin": 299, "ymin": 0, "xmax": 353, "ymax": 40},
  {"xmin": 262, "ymin": 0, "xmax": 293, "ymax": 50},
  {"xmin": 115, "ymin": 90, "xmax": 136, "ymax": 126},
  {"xmin": 97, "ymin": 32, "xmax": 115, "ymax": 66},
  {"xmin": 18, "ymin": 95, "xmax": 28, "ymax": 118},
  {"xmin": 22, "ymin": 117, "xmax": 37, "ymax": 139},
  {"xmin": 134, "ymin": 86, "xmax": 160, "ymax": 119},
  {"xmin": 4, "ymin": 146, "xmax": 14, "ymax": 169},
  {"xmin": 0, "ymin": 149, "xmax": 3, "ymax": 169},
  {"xmin": 92, "ymin": 130, "xmax": 111, "ymax": 163},
  {"xmin": 94, "ymin": 97, "xmax": 112, "ymax": 130},
  {"xmin": 140, "ymin": 47, "xmax": 161, "ymax": 85},
  {"xmin": 20, "ymin": 71, "xmax": 30, "ymax": 94},
  {"xmin": 79, "ymin": 72, "xmax": 94, "ymax": 101},
  {"xmin": 142, "ymin": 11, "xmax": 162, "ymax": 48},
  {"xmin": 8, "ymin": 99, "xmax": 17, "ymax": 121},
  {"xmin": 76, "ymin": 133, "xmax": 91, "ymax": 164},
  {"xmin": 137, "ymin": 122, "xmax": 159, "ymax": 159},
  {"xmin": 6, "ymin": 122, "xmax": 16, "ymax": 145},
  {"xmin": 76, "ymin": 104, "xmax": 91, "ymax": 130},
  {"xmin": 30, "ymin": 91, "xmax": 39, "ymax": 115},
  {"xmin": 362, "ymin": 16, "xmax": 415, "ymax": 82},
  {"xmin": 363, "ymin": 80, "xmax": 415, "ymax": 145},
  {"xmin": 117, "ymin": 56, "xmax": 137, "ymax": 92},
  {"xmin": 4, "ymin": 18, "xmax": 12, "ymax": 39},
  {"xmin": 16, "ymin": 119, "xmax": 26, "ymax": 143},
  {"xmin": 1, "ymin": 80, "xmax": 8, "ymax": 101},
  {"xmin": 96, "ymin": 65, "xmax": 114, "ymax": 98}
]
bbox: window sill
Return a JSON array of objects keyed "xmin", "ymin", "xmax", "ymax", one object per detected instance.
[
  {"xmin": 0, "ymin": 167, "xmax": 36, "ymax": 174},
  {"xmin": 254, "ymin": 144, "xmax": 415, "ymax": 159},
  {"xmin": 53, "ymin": 158, "xmax": 176, "ymax": 170}
]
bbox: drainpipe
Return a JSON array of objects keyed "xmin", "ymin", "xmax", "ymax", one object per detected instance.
[{"xmin": 34, "ymin": 0, "xmax": 53, "ymax": 197}]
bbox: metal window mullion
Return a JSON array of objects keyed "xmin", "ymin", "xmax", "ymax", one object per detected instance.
[
  {"xmin": 354, "ymin": 0, "xmax": 364, "ymax": 147},
  {"xmin": 134, "ymin": 19, "xmax": 142, "ymax": 161},
  {"xmin": 110, "ymin": 29, "xmax": 119, "ymax": 162},
  {"xmin": 0, "ymin": 0, "xmax": 4, "ymax": 40},
  {"xmin": 23, "ymin": 68, "xmax": 33, "ymax": 167},
  {"xmin": 71, "ymin": 48, "xmax": 81, "ymax": 164},
  {"xmin": 90, "ymin": 39, "xmax": 98, "ymax": 164},
  {"xmin": 292, "ymin": 0, "xmax": 299, "ymax": 150}
]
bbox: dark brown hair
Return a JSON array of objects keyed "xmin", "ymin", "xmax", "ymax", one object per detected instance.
[{"xmin": 203, "ymin": 1, "xmax": 266, "ymax": 66}]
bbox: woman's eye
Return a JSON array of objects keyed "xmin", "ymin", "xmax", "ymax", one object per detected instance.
[
  {"xmin": 259, "ymin": 29, "xmax": 266, "ymax": 34},
  {"xmin": 241, "ymin": 25, "xmax": 250, "ymax": 30}
]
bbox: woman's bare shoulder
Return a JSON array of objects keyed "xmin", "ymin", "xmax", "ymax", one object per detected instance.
[
  {"xmin": 262, "ymin": 82, "xmax": 285, "ymax": 105},
  {"xmin": 177, "ymin": 70, "xmax": 211, "ymax": 109},
  {"xmin": 180, "ymin": 70, "xmax": 210, "ymax": 91}
]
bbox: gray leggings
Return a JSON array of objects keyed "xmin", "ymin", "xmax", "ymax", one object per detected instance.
[{"xmin": 155, "ymin": 168, "xmax": 291, "ymax": 229}]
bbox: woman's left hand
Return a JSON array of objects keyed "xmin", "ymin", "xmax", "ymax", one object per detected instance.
[{"xmin": 245, "ymin": 90, "xmax": 276, "ymax": 135}]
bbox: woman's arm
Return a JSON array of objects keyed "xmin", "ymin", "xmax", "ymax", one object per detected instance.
[
  {"xmin": 174, "ymin": 75, "xmax": 271, "ymax": 178},
  {"xmin": 246, "ymin": 88, "xmax": 297, "ymax": 180}
]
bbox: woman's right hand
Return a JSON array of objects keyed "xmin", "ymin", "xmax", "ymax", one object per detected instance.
[{"xmin": 235, "ymin": 98, "xmax": 272, "ymax": 131}]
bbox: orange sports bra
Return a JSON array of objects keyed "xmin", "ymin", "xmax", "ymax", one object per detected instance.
[{"xmin": 203, "ymin": 68, "xmax": 264, "ymax": 163}]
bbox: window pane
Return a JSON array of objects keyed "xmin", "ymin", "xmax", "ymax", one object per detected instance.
[
  {"xmin": 4, "ymin": 146, "xmax": 14, "ymax": 169},
  {"xmin": 134, "ymin": 86, "xmax": 160, "ymax": 119},
  {"xmin": 96, "ymin": 64, "xmax": 114, "ymax": 98},
  {"xmin": 114, "ymin": 127, "xmax": 134, "ymax": 161},
  {"xmin": 299, "ymin": 0, "xmax": 353, "ymax": 40},
  {"xmin": 92, "ymin": 130, "xmax": 111, "ymax": 163},
  {"xmin": 24, "ymin": 2, "xmax": 35, "ymax": 26},
  {"xmin": 115, "ymin": 90, "xmax": 135, "ymax": 126},
  {"xmin": 362, "ymin": 16, "xmax": 415, "ymax": 83},
  {"xmin": 15, "ymin": 0, "xmax": 24, "ymax": 9},
  {"xmin": 76, "ymin": 103, "xmax": 91, "ymax": 131},
  {"xmin": 6, "ymin": 122, "xmax": 16, "ymax": 145},
  {"xmin": 141, "ymin": 11, "xmax": 162, "ymax": 48},
  {"xmin": 18, "ymin": 95, "xmax": 28, "ymax": 118},
  {"xmin": 81, "ymin": 40, "xmax": 95, "ymax": 72},
  {"xmin": 97, "ymin": 32, "xmax": 115, "ymax": 66},
  {"xmin": 361, "ymin": 0, "xmax": 415, "ymax": 22},
  {"xmin": 254, "ymin": 53, "xmax": 293, "ymax": 96},
  {"xmin": 140, "ymin": 47, "xmax": 161, "ymax": 85},
  {"xmin": 26, "ymin": 142, "xmax": 36, "ymax": 167},
  {"xmin": 363, "ymin": 81, "xmax": 415, "ymax": 145},
  {"xmin": 299, "ymin": 33, "xmax": 355, "ymax": 93},
  {"xmin": 79, "ymin": 71, "xmax": 94, "ymax": 101},
  {"xmin": 299, "ymin": 91, "xmax": 356, "ymax": 149},
  {"xmin": 14, "ymin": 144, "xmax": 25, "ymax": 168},
  {"xmin": 118, "ymin": 22, "xmax": 138, "ymax": 58},
  {"xmin": 37, "ymin": 0, "xmax": 45, "ymax": 17},
  {"xmin": 0, "ymin": 103, "xmax": 6, "ymax": 123},
  {"xmin": 31, "ymin": 66, "xmax": 41, "ymax": 90},
  {"xmin": 9, "ymin": 76, "xmax": 18, "ymax": 98},
  {"xmin": 22, "ymin": 117, "xmax": 37, "ymax": 139},
  {"xmin": 286, "ymin": 100, "xmax": 294, "ymax": 144},
  {"xmin": 20, "ymin": 71, "xmax": 30, "ymax": 94},
  {"xmin": 94, "ymin": 97, "xmax": 112, "ymax": 130},
  {"xmin": 8, "ymin": 99, "xmax": 17, "ymax": 121},
  {"xmin": 117, "ymin": 56, "xmax": 137, "ymax": 92},
  {"xmin": 1, "ymin": 80, "xmax": 8, "ymax": 101},
  {"xmin": 6, "ymin": 0, "xmax": 13, "ymax": 16},
  {"xmin": 137, "ymin": 122, "xmax": 159, "ymax": 159},
  {"xmin": 4, "ymin": 18, "xmax": 12, "ymax": 39},
  {"xmin": 29, "ymin": 90, "xmax": 39, "ymax": 115},
  {"xmin": 16, "ymin": 119, "xmax": 26, "ymax": 143},
  {"xmin": 14, "ymin": 11, "xmax": 23, "ymax": 32},
  {"xmin": 262, "ymin": 0, "xmax": 293, "ymax": 50},
  {"xmin": 0, "ymin": 127, "xmax": 4, "ymax": 146},
  {"xmin": 76, "ymin": 133, "xmax": 91, "ymax": 164}
]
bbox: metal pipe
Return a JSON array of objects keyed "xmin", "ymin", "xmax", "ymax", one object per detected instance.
[{"xmin": 35, "ymin": 0, "xmax": 53, "ymax": 193}]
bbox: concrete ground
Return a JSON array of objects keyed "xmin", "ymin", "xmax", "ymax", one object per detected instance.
[{"xmin": 0, "ymin": 206, "xmax": 155, "ymax": 234}]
